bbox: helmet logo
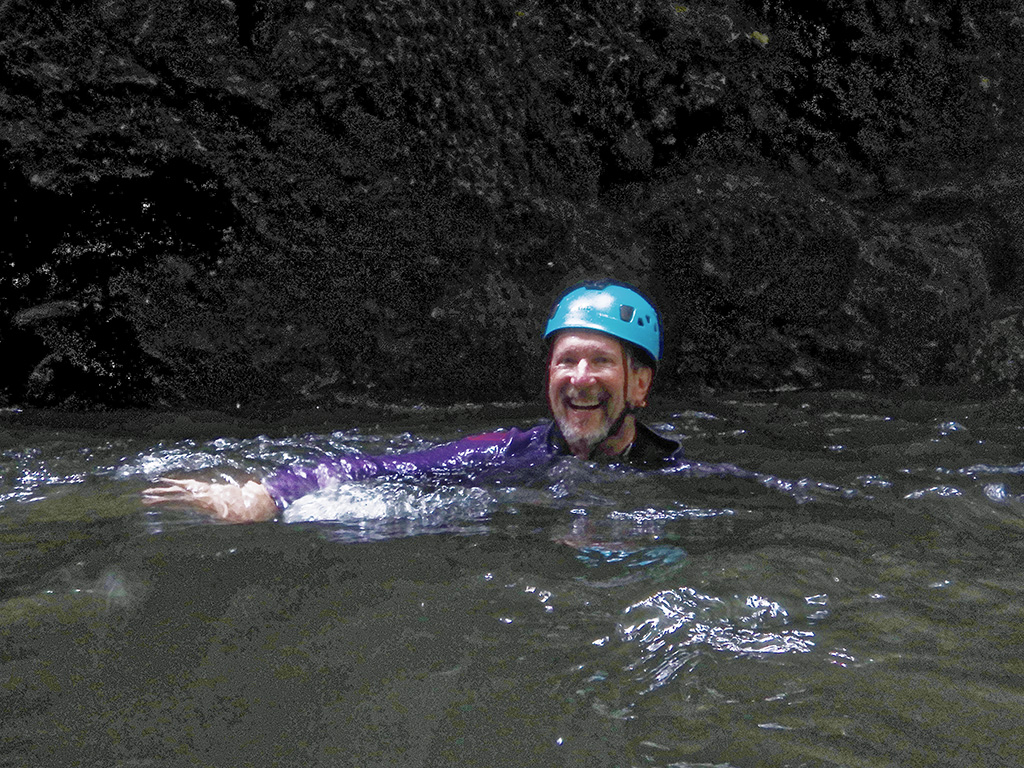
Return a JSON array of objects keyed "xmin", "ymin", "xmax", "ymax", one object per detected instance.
[{"xmin": 571, "ymin": 294, "xmax": 613, "ymax": 312}]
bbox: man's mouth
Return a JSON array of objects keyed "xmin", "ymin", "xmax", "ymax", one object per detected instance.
[{"xmin": 566, "ymin": 397, "xmax": 605, "ymax": 411}]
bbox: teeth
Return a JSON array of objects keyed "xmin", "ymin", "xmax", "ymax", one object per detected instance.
[{"xmin": 564, "ymin": 389, "xmax": 605, "ymax": 409}]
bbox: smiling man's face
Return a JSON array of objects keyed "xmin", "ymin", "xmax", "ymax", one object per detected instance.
[{"xmin": 546, "ymin": 330, "xmax": 652, "ymax": 459}]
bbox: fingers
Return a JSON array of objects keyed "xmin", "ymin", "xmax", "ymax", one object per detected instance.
[
  {"xmin": 140, "ymin": 478, "xmax": 203, "ymax": 506},
  {"xmin": 151, "ymin": 478, "xmax": 197, "ymax": 490},
  {"xmin": 141, "ymin": 489, "xmax": 190, "ymax": 506}
]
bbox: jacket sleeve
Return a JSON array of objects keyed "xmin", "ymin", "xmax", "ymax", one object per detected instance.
[{"xmin": 261, "ymin": 426, "xmax": 548, "ymax": 509}]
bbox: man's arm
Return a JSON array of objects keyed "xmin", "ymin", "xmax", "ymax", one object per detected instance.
[
  {"xmin": 142, "ymin": 425, "xmax": 550, "ymax": 523},
  {"xmin": 141, "ymin": 478, "xmax": 279, "ymax": 523},
  {"xmin": 260, "ymin": 426, "xmax": 549, "ymax": 507}
]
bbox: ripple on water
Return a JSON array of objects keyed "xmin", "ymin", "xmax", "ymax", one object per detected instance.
[{"xmin": 620, "ymin": 587, "xmax": 820, "ymax": 695}]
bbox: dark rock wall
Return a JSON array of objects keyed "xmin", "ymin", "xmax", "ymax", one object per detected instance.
[{"xmin": 2, "ymin": 0, "xmax": 1022, "ymax": 407}]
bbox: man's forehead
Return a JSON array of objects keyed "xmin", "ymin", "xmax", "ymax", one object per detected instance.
[{"xmin": 549, "ymin": 329, "xmax": 624, "ymax": 354}]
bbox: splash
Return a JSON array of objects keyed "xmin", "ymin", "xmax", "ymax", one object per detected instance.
[{"xmin": 282, "ymin": 479, "xmax": 496, "ymax": 541}]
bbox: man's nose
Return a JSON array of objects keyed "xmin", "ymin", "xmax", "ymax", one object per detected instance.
[{"xmin": 570, "ymin": 360, "xmax": 596, "ymax": 386}]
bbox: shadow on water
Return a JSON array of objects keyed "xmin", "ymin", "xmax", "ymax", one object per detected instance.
[{"xmin": 3, "ymin": 393, "xmax": 1024, "ymax": 766}]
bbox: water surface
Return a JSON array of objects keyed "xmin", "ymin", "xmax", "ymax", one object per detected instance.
[{"xmin": 2, "ymin": 391, "xmax": 1024, "ymax": 767}]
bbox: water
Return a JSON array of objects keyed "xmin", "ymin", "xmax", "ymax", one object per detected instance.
[{"xmin": 2, "ymin": 391, "xmax": 1024, "ymax": 767}]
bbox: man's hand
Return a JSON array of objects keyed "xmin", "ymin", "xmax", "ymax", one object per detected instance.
[{"xmin": 141, "ymin": 478, "xmax": 279, "ymax": 523}]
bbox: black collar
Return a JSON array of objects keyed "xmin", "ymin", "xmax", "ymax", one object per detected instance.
[{"xmin": 546, "ymin": 420, "xmax": 682, "ymax": 467}]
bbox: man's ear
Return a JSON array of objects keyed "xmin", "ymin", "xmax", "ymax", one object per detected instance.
[{"xmin": 629, "ymin": 365, "xmax": 653, "ymax": 407}]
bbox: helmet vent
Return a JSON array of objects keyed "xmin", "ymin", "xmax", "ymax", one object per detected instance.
[{"xmin": 620, "ymin": 305, "xmax": 635, "ymax": 322}]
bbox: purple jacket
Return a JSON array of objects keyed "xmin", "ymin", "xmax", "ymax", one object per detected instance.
[{"xmin": 262, "ymin": 421, "xmax": 684, "ymax": 510}]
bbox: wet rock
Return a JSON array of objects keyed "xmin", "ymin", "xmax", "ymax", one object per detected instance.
[
  {"xmin": 842, "ymin": 219, "xmax": 991, "ymax": 387},
  {"xmin": 646, "ymin": 168, "xmax": 860, "ymax": 389},
  {"xmin": 0, "ymin": 0, "xmax": 1021, "ymax": 407},
  {"xmin": 12, "ymin": 301, "xmax": 82, "ymax": 328}
]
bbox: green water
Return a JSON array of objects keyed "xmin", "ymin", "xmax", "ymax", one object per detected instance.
[{"xmin": 2, "ymin": 391, "xmax": 1024, "ymax": 767}]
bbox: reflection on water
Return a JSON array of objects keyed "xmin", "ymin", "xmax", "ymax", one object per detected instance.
[
  {"xmin": 622, "ymin": 587, "xmax": 818, "ymax": 695},
  {"xmin": 3, "ymin": 392, "xmax": 1024, "ymax": 766}
]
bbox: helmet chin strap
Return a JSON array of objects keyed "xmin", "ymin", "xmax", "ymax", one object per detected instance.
[
  {"xmin": 607, "ymin": 404, "xmax": 634, "ymax": 442},
  {"xmin": 586, "ymin": 402, "xmax": 640, "ymax": 459},
  {"xmin": 591, "ymin": 356, "xmax": 640, "ymax": 458}
]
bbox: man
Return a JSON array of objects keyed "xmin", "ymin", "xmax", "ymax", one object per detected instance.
[{"xmin": 142, "ymin": 280, "xmax": 682, "ymax": 522}]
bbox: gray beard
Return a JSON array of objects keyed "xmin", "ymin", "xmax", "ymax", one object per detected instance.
[
  {"xmin": 558, "ymin": 404, "xmax": 631, "ymax": 458},
  {"xmin": 560, "ymin": 418, "xmax": 613, "ymax": 455}
]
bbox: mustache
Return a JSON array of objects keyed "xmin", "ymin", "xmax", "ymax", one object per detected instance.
[{"xmin": 562, "ymin": 387, "xmax": 610, "ymax": 402}]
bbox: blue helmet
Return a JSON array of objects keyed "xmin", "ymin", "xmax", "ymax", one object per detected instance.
[{"xmin": 544, "ymin": 281, "xmax": 661, "ymax": 367}]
